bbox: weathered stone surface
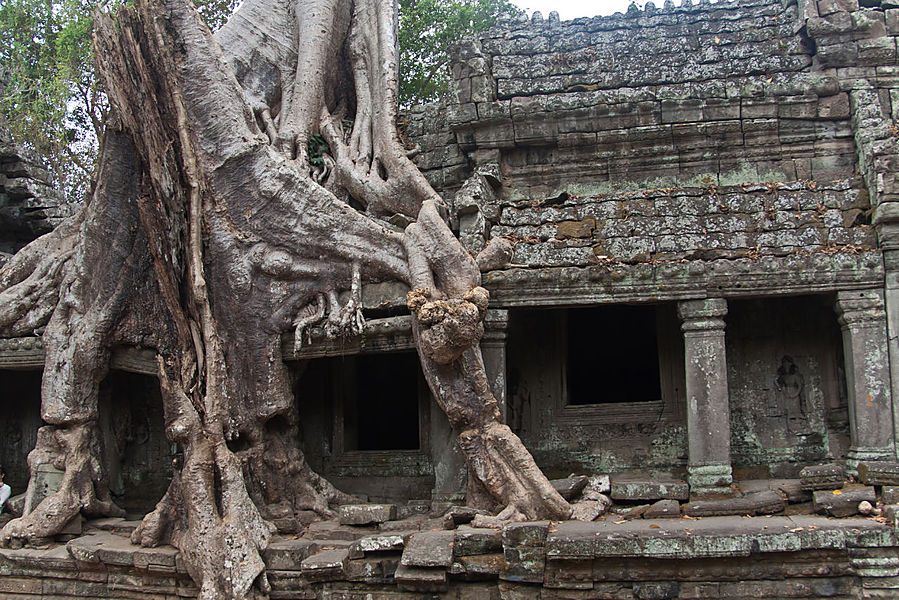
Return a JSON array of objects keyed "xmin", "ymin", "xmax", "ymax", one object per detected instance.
[
  {"xmin": 300, "ymin": 548, "xmax": 349, "ymax": 582},
  {"xmin": 550, "ymin": 476, "xmax": 588, "ymax": 501},
  {"xmin": 452, "ymin": 553, "xmax": 504, "ymax": 579},
  {"xmin": 401, "ymin": 530, "xmax": 455, "ymax": 568},
  {"xmin": 683, "ymin": 490, "xmax": 785, "ymax": 517},
  {"xmin": 262, "ymin": 538, "xmax": 318, "ymax": 570},
  {"xmin": 454, "ymin": 526, "xmax": 502, "ymax": 556},
  {"xmin": 644, "ymin": 499, "xmax": 682, "ymax": 519},
  {"xmin": 858, "ymin": 462, "xmax": 899, "ymax": 486},
  {"xmin": 394, "ymin": 564, "xmax": 448, "ymax": 592},
  {"xmin": 813, "ymin": 486, "xmax": 877, "ymax": 517},
  {"xmin": 611, "ymin": 504, "xmax": 651, "ymax": 520},
  {"xmin": 442, "ymin": 505, "xmax": 487, "ymax": 529},
  {"xmin": 545, "ymin": 521, "xmax": 601, "ymax": 560},
  {"xmin": 570, "ymin": 496, "xmax": 612, "ymax": 521},
  {"xmin": 800, "ymin": 464, "xmax": 845, "ymax": 490},
  {"xmin": 883, "ymin": 487, "xmax": 899, "ymax": 504},
  {"xmin": 500, "ymin": 545, "xmax": 545, "ymax": 583},
  {"xmin": 502, "ymin": 521, "xmax": 550, "ymax": 548},
  {"xmin": 347, "ymin": 533, "xmax": 406, "ymax": 558},
  {"xmin": 610, "ymin": 478, "xmax": 689, "ymax": 502},
  {"xmin": 306, "ymin": 520, "xmax": 377, "ymax": 540},
  {"xmin": 338, "ymin": 504, "xmax": 397, "ymax": 526}
]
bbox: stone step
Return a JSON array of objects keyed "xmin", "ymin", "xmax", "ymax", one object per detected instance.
[
  {"xmin": 859, "ymin": 462, "xmax": 899, "ymax": 486},
  {"xmin": 401, "ymin": 530, "xmax": 454, "ymax": 568},
  {"xmin": 299, "ymin": 548, "xmax": 348, "ymax": 582},
  {"xmin": 813, "ymin": 486, "xmax": 876, "ymax": 517},
  {"xmin": 683, "ymin": 490, "xmax": 784, "ymax": 517},
  {"xmin": 338, "ymin": 503, "xmax": 397, "ymax": 526},
  {"xmin": 800, "ymin": 464, "xmax": 844, "ymax": 491},
  {"xmin": 610, "ymin": 477, "xmax": 689, "ymax": 502},
  {"xmin": 550, "ymin": 476, "xmax": 588, "ymax": 501}
]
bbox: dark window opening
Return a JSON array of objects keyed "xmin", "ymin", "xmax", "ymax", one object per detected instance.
[
  {"xmin": 348, "ymin": 353, "xmax": 421, "ymax": 451},
  {"xmin": 567, "ymin": 305, "xmax": 662, "ymax": 405}
]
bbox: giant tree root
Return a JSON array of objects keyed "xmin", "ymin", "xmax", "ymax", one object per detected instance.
[{"xmin": 0, "ymin": 423, "xmax": 123, "ymax": 546}]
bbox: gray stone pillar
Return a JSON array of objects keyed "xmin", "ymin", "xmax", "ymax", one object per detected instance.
[
  {"xmin": 481, "ymin": 308, "xmax": 509, "ymax": 422},
  {"xmin": 835, "ymin": 289, "xmax": 896, "ymax": 471},
  {"xmin": 677, "ymin": 298, "xmax": 733, "ymax": 496},
  {"xmin": 876, "ymin": 217, "xmax": 899, "ymax": 461}
]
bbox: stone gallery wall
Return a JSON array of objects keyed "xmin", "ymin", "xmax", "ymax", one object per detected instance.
[
  {"xmin": 402, "ymin": 0, "xmax": 899, "ymax": 478},
  {"xmin": 0, "ymin": 120, "xmax": 73, "ymax": 256}
]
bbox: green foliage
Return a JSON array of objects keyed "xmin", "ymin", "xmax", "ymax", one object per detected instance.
[
  {"xmin": 0, "ymin": 0, "xmax": 234, "ymax": 202},
  {"xmin": 0, "ymin": 0, "xmax": 513, "ymax": 201},
  {"xmin": 398, "ymin": 0, "xmax": 521, "ymax": 107},
  {"xmin": 0, "ymin": 0, "xmax": 104, "ymax": 201}
]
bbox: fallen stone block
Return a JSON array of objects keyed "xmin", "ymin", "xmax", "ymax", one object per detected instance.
[
  {"xmin": 683, "ymin": 490, "xmax": 784, "ymax": 517},
  {"xmin": 442, "ymin": 505, "xmax": 487, "ymax": 529},
  {"xmin": 800, "ymin": 464, "xmax": 844, "ymax": 491},
  {"xmin": 379, "ymin": 516, "xmax": 425, "ymax": 532},
  {"xmin": 545, "ymin": 521, "xmax": 601, "ymax": 560},
  {"xmin": 551, "ymin": 475, "xmax": 588, "ymax": 501},
  {"xmin": 454, "ymin": 526, "xmax": 502, "ymax": 556},
  {"xmin": 300, "ymin": 548, "xmax": 348, "ymax": 582},
  {"xmin": 307, "ymin": 520, "xmax": 375, "ymax": 540},
  {"xmin": 500, "ymin": 546, "xmax": 545, "ymax": 583},
  {"xmin": 570, "ymin": 496, "xmax": 611, "ymax": 521},
  {"xmin": 401, "ymin": 530, "xmax": 454, "ymax": 568},
  {"xmin": 395, "ymin": 564, "xmax": 448, "ymax": 592},
  {"xmin": 502, "ymin": 521, "xmax": 549, "ymax": 548},
  {"xmin": 348, "ymin": 533, "xmax": 406, "ymax": 558},
  {"xmin": 611, "ymin": 504, "xmax": 650, "ymax": 520},
  {"xmin": 858, "ymin": 462, "xmax": 899, "ymax": 486},
  {"xmin": 262, "ymin": 538, "xmax": 318, "ymax": 570},
  {"xmin": 813, "ymin": 486, "xmax": 876, "ymax": 517},
  {"xmin": 644, "ymin": 499, "xmax": 681, "ymax": 519},
  {"xmin": 338, "ymin": 504, "xmax": 397, "ymax": 526},
  {"xmin": 450, "ymin": 553, "xmax": 504, "ymax": 580},
  {"xmin": 777, "ymin": 480, "xmax": 812, "ymax": 504},
  {"xmin": 883, "ymin": 486, "xmax": 899, "ymax": 504},
  {"xmin": 610, "ymin": 477, "xmax": 689, "ymax": 502},
  {"xmin": 582, "ymin": 474, "xmax": 611, "ymax": 500}
]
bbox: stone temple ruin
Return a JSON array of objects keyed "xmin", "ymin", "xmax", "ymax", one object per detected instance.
[{"xmin": 6, "ymin": 0, "xmax": 899, "ymax": 596}]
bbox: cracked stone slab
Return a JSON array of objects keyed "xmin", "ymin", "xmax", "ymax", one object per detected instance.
[
  {"xmin": 800, "ymin": 464, "xmax": 845, "ymax": 491},
  {"xmin": 683, "ymin": 490, "xmax": 784, "ymax": 517},
  {"xmin": 401, "ymin": 530, "xmax": 455, "ymax": 567},
  {"xmin": 813, "ymin": 486, "xmax": 876, "ymax": 517},
  {"xmin": 338, "ymin": 504, "xmax": 397, "ymax": 526},
  {"xmin": 453, "ymin": 526, "xmax": 502, "ymax": 556},
  {"xmin": 610, "ymin": 477, "xmax": 689, "ymax": 501},
  {"xmin": 262, "ymin": 538, "xmax": 318, "ymax": 570},
  {"xmin": 348, "ymin": 533, "xmax": 408, "ymax": 558},
  {"xmin": 300, "ymin": 548, "xmax": 349, "ymax": 582},
  {"xmin": 858, "ymin": 462, "xmax": 899, "ymax": 486},
  {"xmin": 395, "ymin": 563, "xmax": 448, "ymax": 592}
]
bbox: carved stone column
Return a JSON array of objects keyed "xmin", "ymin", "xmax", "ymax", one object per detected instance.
[
  {"xmin": 482, "ymin": 308, "xmax": 509, "ymax": 422},
  {"xmin": 835, "ymin": 289, "xmax": 896, "ymax": 471},
  {"xmin": 876, "ymin": 216, "xmax": 899, "ymax": 461},
  {"xmin": 677, "ymin": 298, "xmax": 733, "ymax": 496}
]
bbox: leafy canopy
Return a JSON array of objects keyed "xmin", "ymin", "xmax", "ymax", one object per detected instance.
[
  {"xmin": 0, "ymin": 0, "xmax": 517, "ymax": 200},
  {"xmin": 399, "ymin": 0, "xmax": 521, "ymax": 107}
]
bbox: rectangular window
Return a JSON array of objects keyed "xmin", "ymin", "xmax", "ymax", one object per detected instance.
[{"xmin": 566, "ymin": 305, "xmax": 662, "ymax": 405}]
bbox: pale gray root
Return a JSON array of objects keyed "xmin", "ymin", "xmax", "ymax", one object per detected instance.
[
  {"xmin": 0, "ymin": 423, "xmax": 124, "ymax": 544},
  {"xmin": 0, "ymin": 129, "xmax": 150, "ymax": 548}
]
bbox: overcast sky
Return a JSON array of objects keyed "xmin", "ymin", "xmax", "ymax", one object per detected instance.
[{"xmin": 511, "ymin": 0, "xmax": 640, "ymax": 19}]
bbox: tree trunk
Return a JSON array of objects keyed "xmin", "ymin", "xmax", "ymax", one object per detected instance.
[{"xmin": 0, "ymin": 0, "xmax": 570, "ymax": 597}]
